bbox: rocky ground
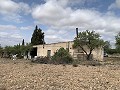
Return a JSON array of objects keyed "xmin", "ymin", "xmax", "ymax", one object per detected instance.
[{"xmin": 0, "ymin": 58, "xmax": 120, "ymax": 90}]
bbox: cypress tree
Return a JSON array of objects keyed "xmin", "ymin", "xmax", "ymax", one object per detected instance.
[
  {"xmin": 31, "ymin": 25, "xmax": 45, "ymax": 45},
  {"xmin": 22, "ymin": 39, "xmax": 25, "ymax": 46}
]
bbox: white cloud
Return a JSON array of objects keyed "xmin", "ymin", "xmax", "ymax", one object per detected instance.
[
  {"xmin": 18, "ymin": 2, "xmax": 31, "ymax": 15},
  {"xmin": 32, "ymin": 0, "xmax": 71, "ymax": 26},
  {"xmin": 0, "ymin": 0, "xmax": 31, "ymax": 23},
  {"xmin": 0, "ymin": 0, "xmax": 19, "ymax": 15},
  {"xmin": 0, "ymin": 25, "xmax": 17, "ymax": 30},
  {"xmin": 10, "ymin": 34, "xmax": 22, "ymax": 39},
  {"xmin": 0, "ymin": 32, "xmax": 8, "ymax": 37},
  {"xmin": 0, "ymin": 0, "xmax": 31, "ymax": 15},
  {"xmin": 108, "ymin": 0, "xmax": 120, "ymax": 9},
  {"xmin": 0, "ymin": 25, "xmax": 33, "ymax": 46},
  {"xmin": 20, "ymin": 26, "xmax": 33, "ymax": 30},
  {"xmin": 32, "ymin": 0, "xmax": 120, "ymax": 45}
]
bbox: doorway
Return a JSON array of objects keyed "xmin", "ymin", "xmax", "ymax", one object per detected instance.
[{"xmin": 30, "ymin": 47, "xmax": 37, "ymax": 58}]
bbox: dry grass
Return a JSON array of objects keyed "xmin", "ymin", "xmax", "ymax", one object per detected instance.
[{"xmin": 0, "ymin": 58, "xmax": 120, "ymax": 90}]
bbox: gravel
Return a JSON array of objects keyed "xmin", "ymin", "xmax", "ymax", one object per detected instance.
[{"xmin": 0, "ymin": 58, "xmax": 120, "ymax": 90}]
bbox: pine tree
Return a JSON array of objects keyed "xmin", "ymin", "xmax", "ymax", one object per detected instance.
[
  {"xmin": 22, "ymin": 39, "xmax": 25, "ymax": 46},
  {"xmin": 31, "ymin": 25, "xmax": 45, "ymax": 45}
]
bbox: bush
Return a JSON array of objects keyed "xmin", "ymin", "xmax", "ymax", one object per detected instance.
[
  {"xmin": 31, "ymin": 56, "xmax": 50, "ymax": 64},
  {"xmin": 51, "ymin": 48, "xmax": 73, "ymax": 64}
]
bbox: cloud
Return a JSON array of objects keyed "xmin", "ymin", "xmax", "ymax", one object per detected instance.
[
  {"xmin": 32, "ymin": 0, "xmax": 71, "ymax": 26},
  {"xmin": 0, "ymin": 32, "xmax": 8, "ymax": 37},
  {"xmin": 0, "ymin": 0, "xmax": 19, "ymax": 15},
  {"xmin": 18, "ymin": 2, "xmax": 31, "ymax": 15},
  {"xmin": 0, "ymin": 25, "xmax": 17, "ymax": 30},
  {"xmin": 10, "ymin": 34, "xmax": 22, "ymax": 39},
  {"xmin": 0, "ymin": 25, "xmax": 33, "ymax": 46},
  {"xmin": 31, "ymin": 0, "xmax": 120, "ymax": 45},
  {"xmin": 0, "ymin": 0, "xmax": 31, "ymax": 15},
  {"xmin": 0, "ymin": 0, "xmax": 119, "ymax": 47},
  {"xmin": 0, "ymin": 0, "xmax": 31, "ymax": 23},
  {"xmin": 108, "ymin": 0, "xmax": 120, "ymax": 9},
  {"xmin": 20, "ymin": 26, "xmax": 33, "ymax": 30}
]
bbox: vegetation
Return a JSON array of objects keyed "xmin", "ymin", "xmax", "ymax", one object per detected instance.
[
  {"xmin": 115, "ymin": 32, "xmax": 120, "ymax": 53},
  {"xmin": 31, "ymin": 48, "xmax": 73, "ymax": 64},
  {"xmin": 0, "ymin": 25, "xmax": 45, "ymax": 58},
  {"xmin": 22, "ymin": 39, "xmax": 25, "ymax": 46},
  {"xmin": 73, "ymin": 30, "xmax": 104, "ymax": 60},
  {"xmin": 104, "ymin": 41, "xmax": 111, "ymax": 53},
  {"xmin": 31, "ymin": 57, "xmax": 50, "ymax": 64},
  {"xmin": 51, "ymin": 48, "xmax": 73, "ymax": 64},
  {"xmin": 105, "ymin": 32, "xmax": 120, "ymax": 54},
  {"xmin": 0, "ymin": 45, "xmax": 3, "ymax": 56},
  {"xmin": 1, "ymin": 42, "xmax": 32, "ymax": 58},
  {"xmin": 31, "ymin": 25, "xmax": 45, "ymax": 45}
]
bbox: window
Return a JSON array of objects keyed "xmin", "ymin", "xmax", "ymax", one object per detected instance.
[{"xmin": 47, "ymin": 50, "xmax": 51, "ymax": 57}]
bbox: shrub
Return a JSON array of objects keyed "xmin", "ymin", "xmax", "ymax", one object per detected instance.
[
  {"xmin": 31, "ymin": 56, "xmax": 50, "ymax": 64},
  {"xmin": 51, "ymin": 48, "xmax": 73, "ymax": 64}
]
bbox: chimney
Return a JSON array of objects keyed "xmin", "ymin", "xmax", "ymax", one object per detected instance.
[{"xmin": 76, "ymin": 28, "xmax": 78, "ymax": 38}]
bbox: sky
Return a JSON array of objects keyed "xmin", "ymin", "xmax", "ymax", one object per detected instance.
[{"xmin": 0, "ymin": 0, "xmax": 120, "ymax": 47}]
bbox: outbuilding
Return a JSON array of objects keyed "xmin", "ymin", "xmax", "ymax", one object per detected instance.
[{"xmin": 32, "ymin": 41, "xmax": 104, "ymax": 61}]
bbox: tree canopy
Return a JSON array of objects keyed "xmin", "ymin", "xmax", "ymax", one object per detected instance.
[
  {"xmin": 73, "ymin": 30, "xmax": 104, "ymax": 60},
  {"xmin": 104, "ymin": 41, "xmax": 111, "ymax": 53},
  {"xmin": 115, "ymin": 32, "xmax": 120, "ymax": 53},
  {"xmin": 22, "ymin": 39, "xmax": 25, "ymax": 46},
  {"xmin": 31, "ymin": 25, "xmax": 45, "ymax": 45}
]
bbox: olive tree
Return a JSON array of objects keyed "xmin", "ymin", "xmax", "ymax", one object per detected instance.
[{"xmin": 73, "ymin": 30, "xmax": 104, "ymax": 60}]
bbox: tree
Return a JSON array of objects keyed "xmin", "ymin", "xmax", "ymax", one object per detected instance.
[
  {"xmin": 73, "ymin": 30, "xmax": 104, "ymax": 60},
  {"xmin": 115, "ymin": 32, "xmax": 120, "ymax": 53},
  {"xmin": 31, "ymin": 25, "xmax": 45, "ymax": 45},
  {"xmin": 22, "ymin": 39, "xmax": 25, "ymax": 46},
  {"xmin": 0, "ymin": 44, "xmax": 3, "ymax": 56},
  {"xmin": 104, "ymin": 41, "xmax": 111, "ymax": 53}
]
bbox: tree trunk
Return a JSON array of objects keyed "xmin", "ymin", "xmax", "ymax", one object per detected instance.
[
  {"xmin": 86, "ymin": 49, "xmax": 93, "ymax": 60},
  {"xmin": 86, "ymin": 54, "xmax": 91, "ymax": 60}
]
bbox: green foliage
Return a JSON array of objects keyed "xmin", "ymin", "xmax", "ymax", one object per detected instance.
[
  {"xmin": 51, "ymin": 48, "xmax": 73, "ymax": 64},
  {"xmin": 73, "ymin": 30, "xmax": 104, "ymax": 60},
  {"xmin": 115, "ymin": 32, "xmax": 120, "ymax": 46},
  {"xmin": 2, "ymin": 43, "xmax": 32, "ymax": 58},
  {"xmin": 104, "ymin": 41, "xmax": 111, "ymax": 53},
  {"xmin": 107, "ymin": 49, "xmax": 118, "ymax": 54},
  {"xmin": 0, "ymin": 45, "xmax": 3, "ymax": 56},
  {"xmin": 115, "ymin": 32, "xmax": 120, "ymax": 53},
  {"xmin": 31, "ymin": 25, "xmax": 45, "ymax": 45}
]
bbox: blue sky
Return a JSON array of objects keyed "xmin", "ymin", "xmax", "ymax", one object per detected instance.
[{"xmin": 0, "ymin": 0, "xmax": 120, "ymax": 47}]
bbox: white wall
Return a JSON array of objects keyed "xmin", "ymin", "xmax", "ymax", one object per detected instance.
[{"xmin": 33, "ymin": 41, "xmax": 103, "ymax": 61}]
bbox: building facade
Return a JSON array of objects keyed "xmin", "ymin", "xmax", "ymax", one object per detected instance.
[{"xmin": 33, "ymin": 41, "xmax": 104, "ymax": 61}]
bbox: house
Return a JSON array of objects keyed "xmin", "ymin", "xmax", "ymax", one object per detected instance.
[{"xmin": 32, "ymin": 41, "xmax": 104, "ymax": 61}]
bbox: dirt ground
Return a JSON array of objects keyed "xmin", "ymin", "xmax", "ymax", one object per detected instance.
[{"xmin": 0, "ymin": 58, "xmax": 120, "ymax": 90}]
